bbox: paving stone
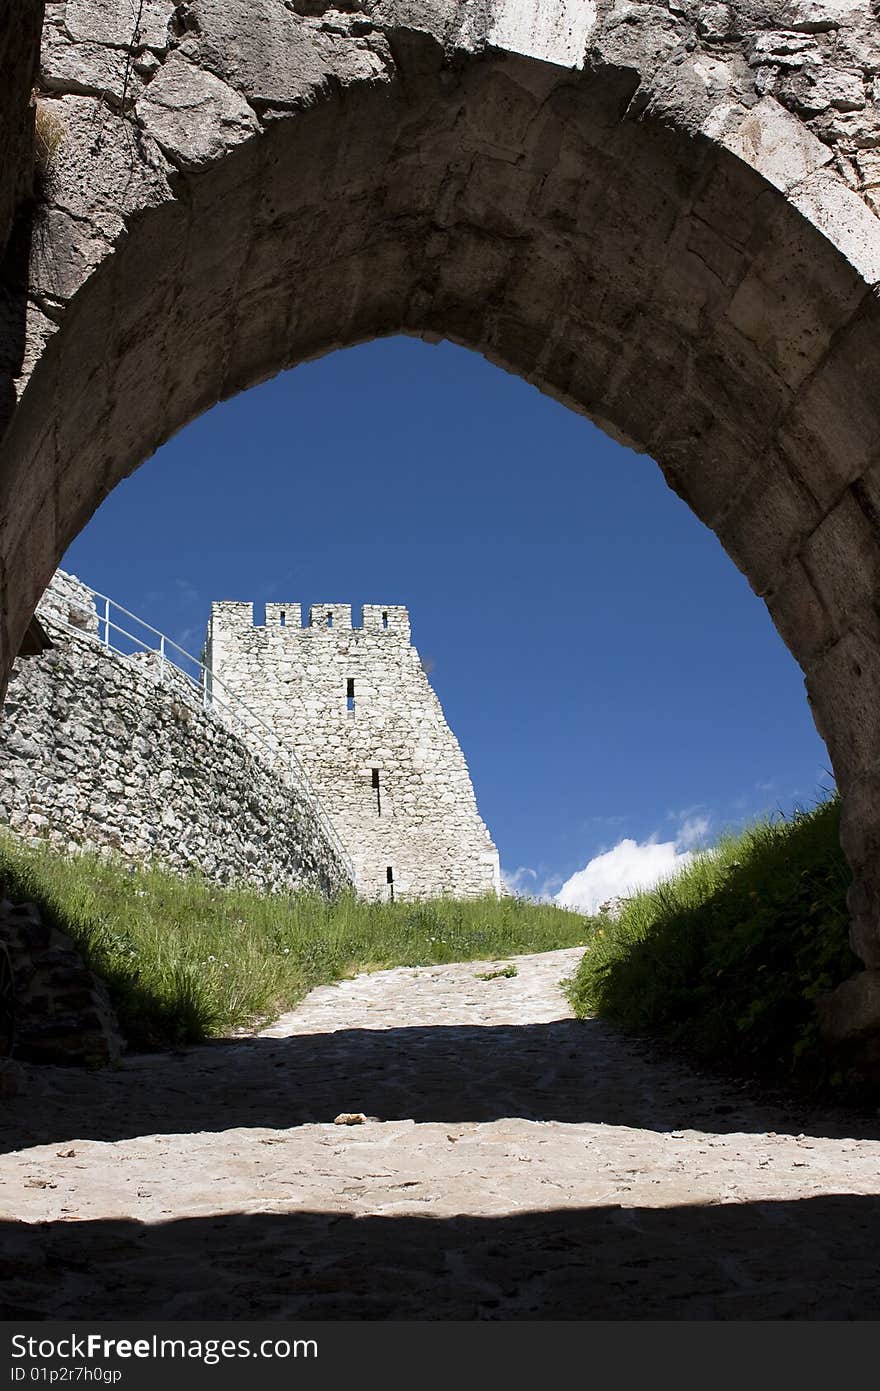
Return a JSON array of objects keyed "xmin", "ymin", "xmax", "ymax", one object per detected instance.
[{"xmin": 1, "ymin": 947, "xmax": 880, "ymax": 1318}]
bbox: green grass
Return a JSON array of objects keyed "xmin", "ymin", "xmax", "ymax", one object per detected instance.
[
  {"xmin": 0, "ymin": 834, "xmax": 585, "ymax": 1051},
  {"xmin": 568, "ymin": 798, "xmax": 859, "ymax": 1095}
]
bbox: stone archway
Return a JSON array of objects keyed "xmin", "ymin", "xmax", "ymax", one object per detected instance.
[{"xmin": 3, "ymin": 0, "xmax": 880, "ymax": 1030}]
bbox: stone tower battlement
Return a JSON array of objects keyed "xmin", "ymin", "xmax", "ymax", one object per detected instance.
[
  {"xmin": 206, "ymin": 600, "xmax": 501, "ymax": 901},
  {"xmin": 212, "ymin": 601, "xmax": 411, "ymax": 641}
]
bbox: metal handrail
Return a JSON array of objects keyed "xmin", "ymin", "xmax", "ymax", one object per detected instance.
[{"xmin": 39, "ymin": 585, "xmax": 356, "ymax": 884}]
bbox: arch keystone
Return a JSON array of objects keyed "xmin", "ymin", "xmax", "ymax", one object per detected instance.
[{"xmin": 486, "ymin": 0, "xmax": 597, "ymax": 68}]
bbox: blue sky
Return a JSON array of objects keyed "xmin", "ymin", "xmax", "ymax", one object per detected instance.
[{"xmin": 62, "ymin": 336, "xmax": 831, "ymax": 907}]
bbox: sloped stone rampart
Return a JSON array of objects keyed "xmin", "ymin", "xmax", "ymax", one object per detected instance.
[{"xmin": 0, "ymin": 574, "xmax": 352, "ymax": 897}]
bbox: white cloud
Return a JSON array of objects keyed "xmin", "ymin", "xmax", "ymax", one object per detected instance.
[
  {"xmin": 677, "ymin": 813, "xmax": 711, "ymax": 849},
  {"xmin": 502, "ymin": 865, "xmax": 538, "ymax": 896},
  {"xmin": 174, "ymin": 578, "xmax": 201, "ymax": 608},
  {"xmin": 502, "ymin": 865, "xmax": 564, "ymax": 901},
  {"xmin": 555, "ymin": 837, "xmax": 696, "ymax": 914}
]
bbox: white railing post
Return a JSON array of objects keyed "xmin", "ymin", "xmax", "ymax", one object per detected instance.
[
  {"xmin": 159, "ymin": 633, "xmax": 166, "ymax": 684},
  {"xmin": 103, "ymin": 597, "xmax": 110, "ymax": 648}
]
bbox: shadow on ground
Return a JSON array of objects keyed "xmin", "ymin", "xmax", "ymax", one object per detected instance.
[
  {"xmin": 2, "ymin": 1195, "xmax": 879, "ymax": 1319},
  {"xmin": 2, "ymin": 1018, "xmax": 876, "ymax": 1154}
]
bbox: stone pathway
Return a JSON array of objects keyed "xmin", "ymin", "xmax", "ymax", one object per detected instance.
[{"xmin": 2, "ymin": 947, "xmax": 880, "ymax": 1319}]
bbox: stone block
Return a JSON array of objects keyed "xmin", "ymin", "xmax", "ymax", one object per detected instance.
[
  {"xmin": 716, "ymin": 455, "xmax": 824, "ymax": 595},
  {"xmin": 136, "ymin": 56, "xmax": 260, "ymax": 170},
  {"xmin": 806, "ymin": 629, "xmax": 880, "ymax": 781},
  {"xmin": 801, "ymin": 488, "xmax": 880, "ymax": 625},
  {"xmin": 766, "ymin": 555, "xmax": 838, "ymax": 664},
  {"xmin": 703, "ymin": 96, "xmax": 834, "ymax": 193},
  {"xmin": 817, "ymin": 969, "xmax": 880, "ymax": 1040},
  {"xmin": 778, "ymin": 307, "xmax": 880, "ymax": 513}
]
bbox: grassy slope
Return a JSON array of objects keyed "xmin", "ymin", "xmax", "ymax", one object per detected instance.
[
  {"xmin": 0, "ymin": 834, "xmax": 586, "ymax": 1050},
  {"xmin": 569, "ymin": 799, "xmax": 859, "ymax": 1095}
]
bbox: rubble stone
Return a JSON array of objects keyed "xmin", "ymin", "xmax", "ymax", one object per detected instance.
[{"xmin": 0, "ymin": 572, "xmax": 352, "ymax": 897}]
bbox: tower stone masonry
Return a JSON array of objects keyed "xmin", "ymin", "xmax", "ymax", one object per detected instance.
[{"xmin": 206, "ymin": 600, "xmax": 502, "ymax": 901}]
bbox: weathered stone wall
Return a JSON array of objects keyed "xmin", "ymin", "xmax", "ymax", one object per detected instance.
[
  {"xmin": 0, "ymin": 573, "xmax": 352, "ymax": 896},
  {"xmin": 0, "ymin": 897, "xmax": 122, "ymax": 1066},
  {"xmin": 207, "ymin": 601, "xmax": 501, "ymax": 900},
  {"xmin": 0, "ymin": 1, "xmax": 42, "ymax": 253},
  {"xmin": 0, "ymin": 1, "xmax": 43, "ymax": 431}
]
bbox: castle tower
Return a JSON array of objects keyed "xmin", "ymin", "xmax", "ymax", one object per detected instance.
[{"xmin": 205, "ymin": 600, "xmax": 502, "ymax": 900}]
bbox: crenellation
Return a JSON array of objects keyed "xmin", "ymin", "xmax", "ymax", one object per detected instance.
[
  {"xmin": 308, "ymin": 603, "xmax": 352, "ymax": 630},
  {"xmin": 362, "ymin": 605, "xmax": 411, "ymax": 640},
  {"xmin": 265, "ymin": 602, "xmax": 303, "ymax": 628},
  {"xmin": 209, "ymin": 600, "xmax": 255, "ymax": 631}
]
